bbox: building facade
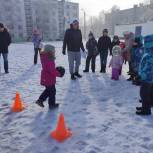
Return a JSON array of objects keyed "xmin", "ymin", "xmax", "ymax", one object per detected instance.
[
  {"xmin": 0, "ymin": 0, "xmax": 27, "ymax": 41},
  {"xmin": 0, "ymin": 0, "xmax": 79, "ymax": 41},
  {"xmin": 105, "ymin": 2, "xmax": 153, "ymax": 35}
]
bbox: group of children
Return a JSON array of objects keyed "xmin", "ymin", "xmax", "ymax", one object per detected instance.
[{"xmin": 34, "ymin": 28, "xmax": 153, "ymax": 116}]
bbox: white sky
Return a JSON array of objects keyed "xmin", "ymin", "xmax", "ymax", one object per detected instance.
[{"xmin": 72, "ymin": 0, "xmax": 145, "ymax": 16}]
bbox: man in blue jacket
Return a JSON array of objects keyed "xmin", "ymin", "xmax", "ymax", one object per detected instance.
[{"xmin": 136, "ymin": 34, "xmax": 153, "ymax": 115}]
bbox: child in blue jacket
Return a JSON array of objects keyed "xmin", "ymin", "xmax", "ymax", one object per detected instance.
[{"xmin": 136, "ymin": 34, "xmax": 153, "ymax": 115}]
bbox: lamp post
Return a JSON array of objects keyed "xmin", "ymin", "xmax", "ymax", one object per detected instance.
[{"xmin": 81, "ymin": 9, "xmax": 86, "ymax": 40}]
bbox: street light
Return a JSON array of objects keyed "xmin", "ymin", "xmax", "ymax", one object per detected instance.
[{"xmin": 81, "ymin": 8, "xmax": 86, "ymax": 40}]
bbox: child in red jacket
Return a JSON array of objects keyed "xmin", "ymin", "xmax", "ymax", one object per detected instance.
[{"xmin": 36, "ymin": 44, "xmax": 64, "ymax": 109}]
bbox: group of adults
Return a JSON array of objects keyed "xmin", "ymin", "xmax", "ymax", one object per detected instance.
[{"xmin": 62, "ymin": 20, "xmax": 118, "ymax": 80}]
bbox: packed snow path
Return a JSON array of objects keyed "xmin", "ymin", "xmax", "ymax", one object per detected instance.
[{"xmin": 0, "ymin": 42, "xmax": 153, "ymax": 153}]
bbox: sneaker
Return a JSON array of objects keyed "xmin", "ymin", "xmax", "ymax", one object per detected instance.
[
  {"xmin": 49, "ymin": 104, "xmax": 59, "ymax": 110},
  {"xmin": 136, "ymin": 110, "xmax": 151, "ymax": 115},
  {"xmin": 74, "ymin": 72, "xmax": 82, "ymax": 78},
  {"xmin": 83, "ymin": 70, "xmax": 89, "ymax": 73},
  {"xmin": 71, "ymin": 74, "xmax": 77, "ymax": 80},
  {"xmin": 35, "ymin": 100, "xmax": 44, "ymax": 108},
  {"xmin": 136, "ymin": 107, "xmax": 142, "ymax": 111}
]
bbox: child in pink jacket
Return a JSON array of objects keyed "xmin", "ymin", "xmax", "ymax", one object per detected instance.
[
  {"xmin": 36, "ymin": 44, "xmax": 61, "ymax": 109},
  {"xmin": 109, "ymin": 45, "xmax": 123, "ymax": 80}
]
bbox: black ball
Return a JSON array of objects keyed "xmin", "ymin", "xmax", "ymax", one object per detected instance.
[{"xmin": 56, "ymin": 66, "xmax": 65, "ymax": 77}]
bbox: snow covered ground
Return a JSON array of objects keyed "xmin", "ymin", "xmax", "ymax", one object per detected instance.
[{"xmin": 0, "ymin": 42, "xmax": 153, "ymax": 153}]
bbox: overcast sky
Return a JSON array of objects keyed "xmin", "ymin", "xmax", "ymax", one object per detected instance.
[{"xmin": 72, "ymin": 0, "xmax": 145, "ymax": 16}]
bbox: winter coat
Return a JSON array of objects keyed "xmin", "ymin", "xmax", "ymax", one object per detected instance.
[
  {"xmin": 131, "ymin": 37, "xmax": 144, "ymax": 73},
  {"xmin": 139, "ymin": 34, "xmax": 153, "ymax": 84},
  {"xmin": 40, "ymin": 53, "xmax": 60, "ymax": 86},
  {"xmin": 97, "ymin": 36, "xmax": 111, "ymax": 52},
  {"xmin": 110, "ymin": 40, "xmax": 120, "ymax": 55},
  {"xmin": 86, "ymin": 38, "xmax": 98, "ymax": 56},
  {"xmin": 109, "ymin": 55, "xmax": 123, "ymax": 70},
  {"xmin": 123, "ymin": 33, "xmax": 134, "ymax": 61},
  {"xmin": 0, "ymin": 28, "xmax": 11, "ymax": 53},
  {"xmin": 63, "ymin": 28, "xmax": 85, "ymax": 52},
  {"xmin": 32, "ymin": 33, "xmax": 42, "ymax": 49}
]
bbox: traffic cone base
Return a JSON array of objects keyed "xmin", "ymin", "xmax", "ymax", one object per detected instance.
[
  {"xmin": 11, "ymin": 92, "xmax": 25, "ymax": 112},
  {"xmin": 51, "ymin": 113, "xmax": 72, "ymax": 142},
  {"xmin": 51, "ymin": 129, "xmax": 72, "ymax": 142}
]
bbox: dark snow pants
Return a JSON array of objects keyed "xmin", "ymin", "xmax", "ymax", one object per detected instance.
[
  {"xmin": 39, "ymin": 85, "xmax": 56, "ymax": 107},
  {"xmin": 85, "ymin": 55, "xmax": 96, "ymax": 72},
  {"xmin": 140, "ymin": 82, "xmax": 153, "ymax": 111}
]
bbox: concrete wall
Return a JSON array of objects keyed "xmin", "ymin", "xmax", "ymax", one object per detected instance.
[{"xmin": 115, "ymin": 21, "xmax": 153, "ymax": 37}]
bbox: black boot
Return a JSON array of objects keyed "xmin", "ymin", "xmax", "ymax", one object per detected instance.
[
  {"xmin": 136, "ymin": 107, "xmax": 142, "ymax": 111},
  {"xmin": 136, "ymin": 109, "xmax": 151, "ymax": 115},
  {"xmin": 71, "ymin": 74, "xmax": 77, "ymax": 80},
  {"xmin": 83, "ymin": 69, "xmax": 89, "ymax": 73},
  {"xmin": 35, "ymin": 100, "xmax": 44, "ymax": 108},
  {"xmin": 49, "ymin": 104, "xmax": 59, "ymax": 110},
  {"xmin": 74, "ymin": 72, "xmax": 82, "ymax": 78}
]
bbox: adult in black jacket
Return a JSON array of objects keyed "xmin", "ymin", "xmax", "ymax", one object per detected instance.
[
  {"xmin": 110, "ymin": 35, "xmax": 120, "ymax": 56},
  {"xmin": 0, "ymin": 23, "xmax": 11, "ymax": 73},
  {"xmin": 98, "ymin": 29, "xmax": 111, "ymax": 73},
  {"xmin": 62, "ymin": 20, "xmax": 85, "ymax": 80},
  {"xmin": 84, "ymin": 32, "xmax": 98, "ymax": 73}
]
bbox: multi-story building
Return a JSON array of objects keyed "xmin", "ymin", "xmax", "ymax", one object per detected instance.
[
  {"xmin": 58, "ymin": 0, "xmax": 79, "ymax": 39},
  {"xmin": 105, "ymin": 2, "xmax": 153, "ymax": 35},
  {"xmin": 0, "ymin": 0, "xmax": 79, "ymax": 41},
  {"xmin": 0, "ymin": 0, "xmax": 27, "ymax": 41}
]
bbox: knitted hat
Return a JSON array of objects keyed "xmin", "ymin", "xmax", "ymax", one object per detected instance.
[
  {"xmin": 44, "ymin": 44, "xmax": 55, "ymax": 53},
  {"xmin": 112, "ymin": 45, "xmax": 121, "ymax": 56},
  {"xmin": 72, "ymin": 20, "xmax": 79, "ymax": 25},
  {"xmin": 103, "ymin": 29, "xmax": 108, "ymax": 33}
]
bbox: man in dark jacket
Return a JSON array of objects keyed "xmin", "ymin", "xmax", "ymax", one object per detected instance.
[
  {"xmin": 62, "ymin": 20, "xmax": 85, "ymax": 80},
  {"xmin": 98, "ymin": 29, "xmax": 111, "ymax": 73},
  {"xmin": 0, "ymin": 23, "xmax": 11, "ymax": 73}
]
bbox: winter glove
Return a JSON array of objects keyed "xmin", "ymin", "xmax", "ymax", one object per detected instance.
[
  {"xmin": 62, "ymin": 50, "xmax": 66, "ymax": 55},
  {"xmin": 56, "ymin": 66, "xmax": 65, "ymax": 77}
]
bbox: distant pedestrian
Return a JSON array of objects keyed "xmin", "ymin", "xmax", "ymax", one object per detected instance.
[
  {"xmin": 0, "ymin": 23, "xmax": 11, "ymax": 73},
  {"xmin": 62, "ymin": 20, "xmax": 85, "ymax": 80},
  {"xmin": 32, "ymin": 29, "xmax": 42, "ymax": 65},
  {"xmin": 98, "ymin": 29, "xmax": 111, "ymax": 73}
]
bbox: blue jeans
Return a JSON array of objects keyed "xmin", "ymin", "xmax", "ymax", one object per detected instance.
[
  {"xmin": 0, "ymin": 53, "xmax": 8, "ymax": 73},
  {"xmin": 100, "ymin": 51, "xmax": 108, "ymax": 70}
]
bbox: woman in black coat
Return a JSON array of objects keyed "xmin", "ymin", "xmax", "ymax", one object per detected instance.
[
  {"xmin": 83, "ymin": 32, "xmax": 98, "ymax": 73},
  {"xmin": 0, "ymin": 23, "xmax": 11, "ymax": 73}
]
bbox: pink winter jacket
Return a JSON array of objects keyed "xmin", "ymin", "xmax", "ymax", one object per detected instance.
[
  {"xmin": 109, "ymin": 56, "xmax": 123, "ymax": 70},
  {"xmin": 40, "ymin": 53, "xmax": 60, "ymax": 86}
]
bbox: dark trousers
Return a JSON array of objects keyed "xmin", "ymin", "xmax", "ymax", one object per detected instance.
[
  {"xmin": 39, "ymin": 85, "xmax": 56, "ymax": 107},
  {"xmin": 140, "ymin": 82, "xmax": 153, "ymax": 111},
  {"xmin": 34, "ymin": 48, "xmax": 40, "ymax": 64},
  {"xmin": 85, "ymin": 55, "xmax": 96, "ymax": 72},
  {"xmin": 100, "ymin": 51, "xmax": 108, "ymax": 71},
  {"xmin": 0, "ymin": 53, "xmax": 8, "ymax": 73}
]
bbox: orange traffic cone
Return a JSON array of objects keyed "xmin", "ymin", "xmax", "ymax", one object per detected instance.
[
  {"xmin": 11, "ymin": 92, "xmax": 25, "ymax": 112},
  {"xmin": 51, "ymin": 113, "xmax": 72, "ymax": 142}
]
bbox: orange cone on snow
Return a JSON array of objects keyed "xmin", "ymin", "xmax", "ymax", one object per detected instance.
[
  {"xmin": 51, "ymin": 113, "xmax": 72, "ymax": 142},
  {"xmin": 11, "ymin": 92, "xmax": 25, "ymax": 112}
]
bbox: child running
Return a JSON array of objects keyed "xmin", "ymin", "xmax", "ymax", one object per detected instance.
[
  {"xmin": 109, "ymin": 45, "xmax": 123, "ymax": 80},
  {"xmin": 36, "ymin": 44, "xmax": 64, "ymax": 109}
]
